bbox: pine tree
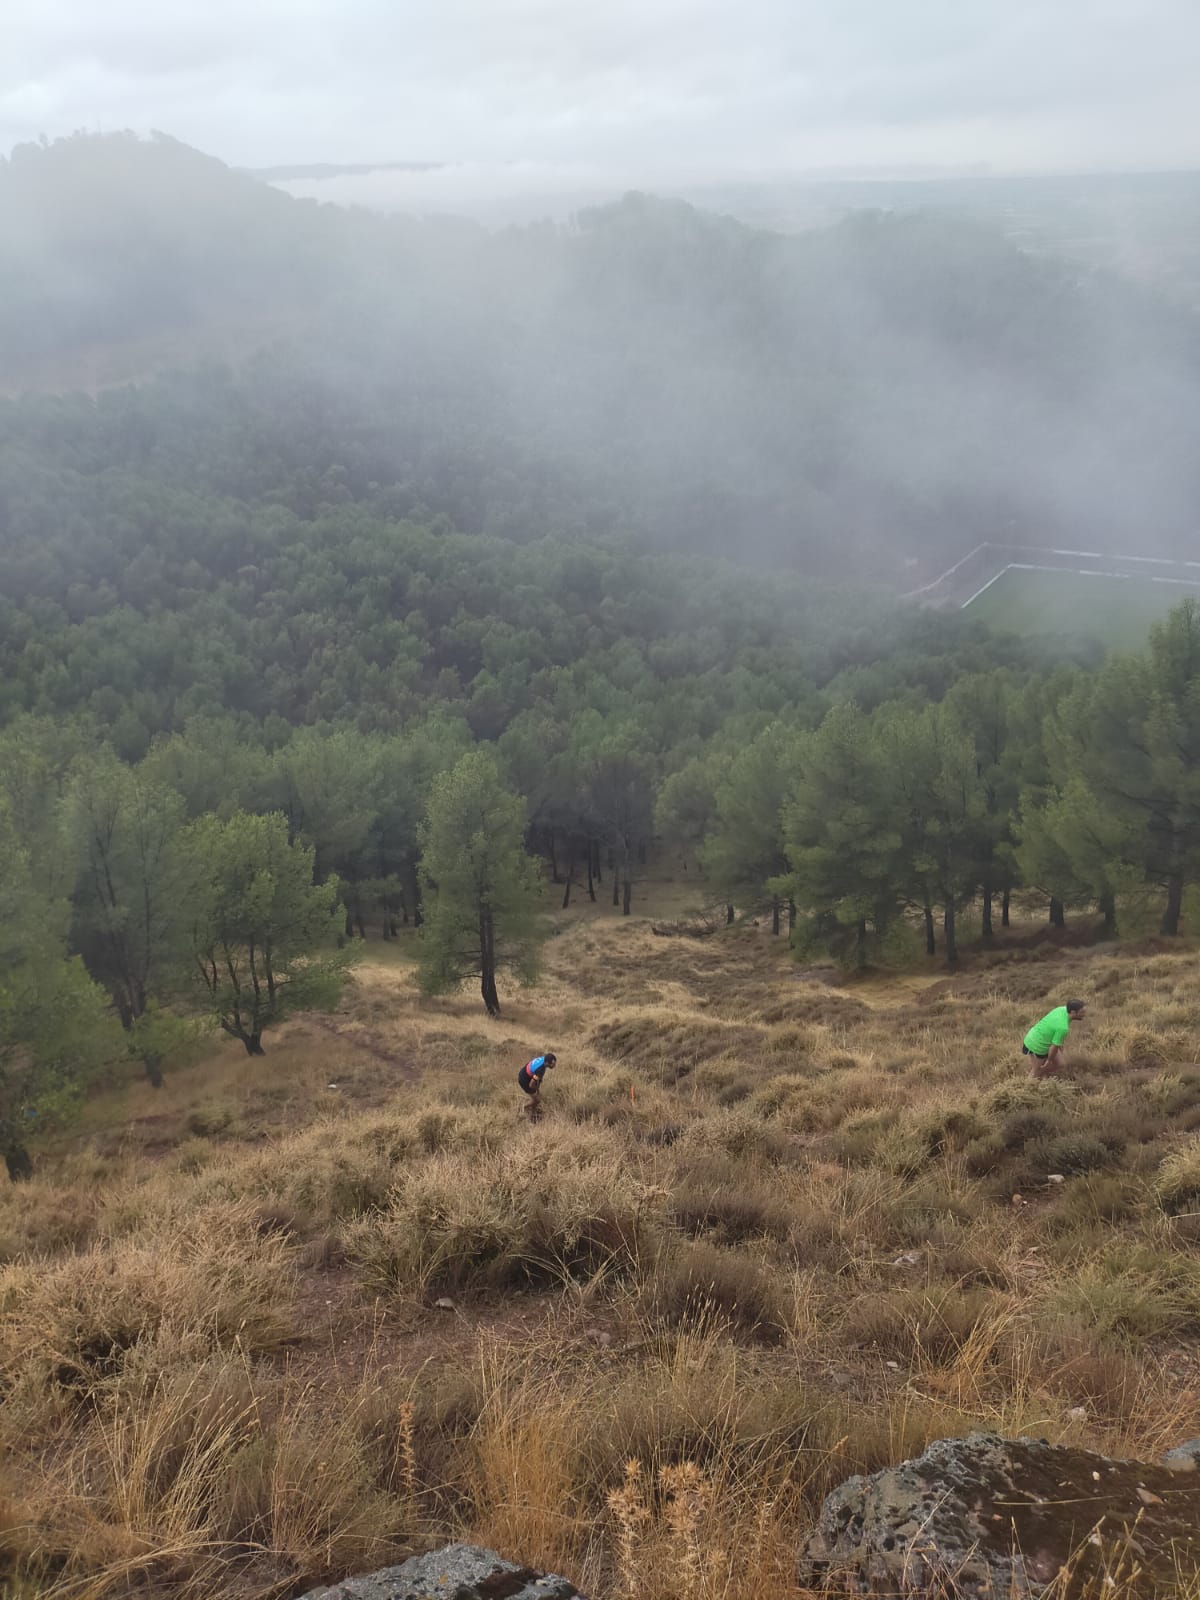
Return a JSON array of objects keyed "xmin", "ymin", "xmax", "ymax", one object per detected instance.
[
  {"xmin": 943, "ymin": 670, "xmax": 1020, "ymax": 938},
  {"xmin": 0, "ymin": 799, "xmax": 117, "ymax": 1181},
  {"xmin": 65, "ymin": 752, "xmax": 186, "ymax": 1084},
  {"xmin": 783, "ymin": 702, "xmax": 903, "ymax": 965},
  {"xmin": 1053, "ymin": 602, "xmax": 1200, "ymax": 935},
  {"xmin": 417, "ymin": 751, "xmax": 545, "ymax": 1015},
  {"xmin": 880, "ymin": 703, "xmax": 986, "ymax": 966},
  {"xmin": 177, "ymin": 811, "xmax": 347, "ymax": 1054},
  {"xmin": 1017, "ymin": 777, "xmax": 1134, "ymax": 937},
  {"xmin": 705, "ymin": 724, "xmax": 802, "ymax": 935}
]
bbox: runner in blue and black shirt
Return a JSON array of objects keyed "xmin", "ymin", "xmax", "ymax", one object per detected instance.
[{"xmin": 517, "ymin": 1052, "xmax": 557, "ymax": 1117}]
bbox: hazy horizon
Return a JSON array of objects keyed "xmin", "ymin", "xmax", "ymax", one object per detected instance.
[
  {"xmin": 7, "ymin": 0, "xmax": 1200, "ymax": 181},
  {"xmin": 261, "ymin": 155, "xmax": 1200, "ymax": 228}
]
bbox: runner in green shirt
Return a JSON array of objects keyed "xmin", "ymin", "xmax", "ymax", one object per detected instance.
[{"xmin": 1023, "ymin": 1000, "xmax": 1086, "ymax": 1079}]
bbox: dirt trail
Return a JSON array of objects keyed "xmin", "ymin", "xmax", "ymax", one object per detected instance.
[
  {"xmin": 305, "ymin": 1014, "xmax": 421, "ymax": 1082},
  {"xmin": 799, "ymin": 970, "xmax": 954, "ymax": 1010}
]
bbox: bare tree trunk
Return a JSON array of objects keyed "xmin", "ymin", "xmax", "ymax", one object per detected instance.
[
  {"xmin": 143, "ymin": 1053, "xmax": 164, "ymax": 1089},
  {"xmin": 1162, "ymin": 874, "xmax": 1185, "ymax": 937},
  {"xmin": 788, "ymin": 898, "xmax": 796, "ymax": 935},
  {"xmin": 612, "ymin": 868, "xmax": 620, "ymax": 907},
  {"xmin": 4, "ymin": 1142, "xmax": 34, "ymax": 1182},
  {"xmin": 587, "ymin": 842, "xmax": 596, "ymax": 902},
  {"xmin": 1001, "ymin": 887, "xmax": 1010, "ymax": 928},
  {"xmin": 1101, "ymin": 891, "xmax": 1118, "ymax": 938},
  {"xmin": 771, "ymin": 896, "xmax": 780, "ymax": 936},
  {"xmin": 478, "ymin": 908, "xmax": 501, "ymax": 1015},
  {"xmin": 924, "ymin": 899, "xmax": 936, "ymax": 956},
  {"xmin": 726, "ymin": 902, "xmax": 734, "ymax": 926},
  {"xmin": 406, "ymin": 862, "xmax": 423, "ymax": 929},
  {"xmin": 562, "ymin": 852, "xmax": 574, "ymax": 909},
  {"xmin": 243, "ymin": 1033, "xmax": 265, "ymax": 1056},
  {"xmin": 622, "ymin": 841, "xmax": 632, "ymax": 916},
  {"xmin": 944, "ymin": 901, "xmax": 959, "ymax": 967},
  {"xmin": 548, "ymin": 829, "xmax": 561, "ymax": 884},
  {"xmin": 1049, "ymin": 897, "xmax": 1065, "ymax": 928}
]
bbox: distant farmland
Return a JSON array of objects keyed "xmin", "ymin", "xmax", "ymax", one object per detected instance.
[
  {"xmin": 911, "ymin": 542, "xmax": 1200, "ymax": 645},
  {"xmin": 967, "ymin": 567, "xmax": 1190, "ymax": 645}
]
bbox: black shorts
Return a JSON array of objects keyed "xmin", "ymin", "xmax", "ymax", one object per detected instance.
[
  {"xmin": 517, "ymin": 1069, "xmax": 541, "ymax": 1095},
  {"xmin": 1021, "ymin": 1045, "xmax": 1048, "ymax": 1061}
]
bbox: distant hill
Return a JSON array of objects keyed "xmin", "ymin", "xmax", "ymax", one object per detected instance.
[
  {"xmin": 694, "ymin": 169, "xmax": 1200, "ymax": 310},
  {"xmin": 4, "ymin": 132, "xmax": 1200, "ymax": 578}
]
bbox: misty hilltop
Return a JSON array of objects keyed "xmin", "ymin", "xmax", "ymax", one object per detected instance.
[{"xmin": 3, "ymin": 130, "xmax": 1200, "ymax": 578}]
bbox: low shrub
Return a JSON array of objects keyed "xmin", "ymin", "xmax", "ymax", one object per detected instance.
[
  {"xmin": 1056, "ymin": 1174, "xmax": 1144, "ymax": 1228},
  {"xmin": 670, "ymin": 1166, "xmax": 793, "ymax": 1245},
  {"xmin": 1123, "ymin": 1029, "xmax": 1169, "ymax": 1069},
  {"xmin": 1026, "ymin": 1133, "xmax": 1118, "ymax": 1177},
  {"xmin": 1154, "ymin": 1136, "xmax": 1200, "ymax": 1215},
  {"xmin": 675, "ymin": 1108, "xmax": 793, "ymax": 1164},
  {"xmin": 0, "ymin": 1203, "xmax": 298, "ymax": 1418},
  {"xmin": 1043, "ymin": 1248, "xmax": 1200, "ymax": 1339},
  {"xmin": 765, "ymin": 1023, "xmax": 819, "ymax": 1056},
  {"xmin": 346, "ymin": 1144, "xmax": 662, "ymax": 1296},
  {"xmin": 984, "ymin": 1077, "xmax": 1076, "ymax": 1118},
  {"xmin": 999, "ymin": 1109, "xmax": 1063, "ymax": 1150},
  {"xmin": 1033, "ymin": 1317, "xmax": 1146, "ymax": 1418},
  {"xmin": 848, "ymin": 1285, "xmax": 998, "ymax": 1364},
  {"xmin": 641, "ymin": 1241, "xmax": 792, "ymax": 1341},
  {"xmin": 963, "ymin": 1135, "xmax": 1008, "ymax": 1179}
]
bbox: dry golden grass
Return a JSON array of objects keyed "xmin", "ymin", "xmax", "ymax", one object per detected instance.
[{"xmin": 5, "ymin": 883, "xmax": 1200, "ymax": 1596}]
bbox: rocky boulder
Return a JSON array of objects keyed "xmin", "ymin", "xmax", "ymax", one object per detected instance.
[
  {"xmin": 802, "ymin": 1432, "xmax": 1200, "ymax": 1596},
  {"xmin": 296, "ymin": 1543, "xmax": 585, "ymax": 1600}
]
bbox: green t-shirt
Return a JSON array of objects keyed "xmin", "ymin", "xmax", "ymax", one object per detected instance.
[{"xmin": 1024, "ymin": 1006, "xmax": 1072, "ymax": 1055}]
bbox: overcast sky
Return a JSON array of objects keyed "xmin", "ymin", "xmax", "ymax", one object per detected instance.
[{"xmin": 5, "ymin": 0, "xmax": 1200, "ymax": 179}]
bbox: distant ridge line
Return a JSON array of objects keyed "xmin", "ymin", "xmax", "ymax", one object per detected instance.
[{"xmin": 244, "ymin": 160, "xmax": 442, "ymax": 182}]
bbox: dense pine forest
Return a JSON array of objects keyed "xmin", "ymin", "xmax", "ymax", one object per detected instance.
[{"xmin": 6, "ymin": 132, "xmax": 1200, "ymax": 1185}]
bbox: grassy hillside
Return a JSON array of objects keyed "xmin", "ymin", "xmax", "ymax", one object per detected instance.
[
  {"xmin": 5, "ymin": 879, "xmax": 1200, "ymax": 1599},
  {"xmin": 968, "ymin": 568, "xmax": 1191, "ymax": 648}
]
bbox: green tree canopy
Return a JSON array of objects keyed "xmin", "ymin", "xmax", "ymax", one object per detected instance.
[
  {"xmin": 417, "ymin": 750, "xmax": 545, "ymax": 1015},
  {"xmin": 783, "ymin": 702, "xmax": 903, "ymax": 965},
  {"xmin": 177, "ymin": 810, "xmax": 347, "ymax": 1054},
  {"xmin": 1052, "ymin": 602, "xmax": 1200, "ymax": 935},
  {"xmin": 705, "ymin": 723, "xmax": 802, "ymax": 934},
  {"xmin": 879, "ymin": 702, "xmax": 987, "ymax": 965},
  {"xmin": 0, "ymin": 799, "xmax": 117, "ymax": 1180},
  {"xmin": 65, "ymin": 751, "xmax": 186, "ymax": 1082}
]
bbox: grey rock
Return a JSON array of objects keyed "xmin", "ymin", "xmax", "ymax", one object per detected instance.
[
  {"xmin": 801, "ymin": 1432, "xmax": 1200, "ymax": 1596},
  {"xmin": 1164, "ymin": 1439, "xmax": 1200, "ymax": 1472},
  {"xmin": 297, "ymin": 1542, "xmax": 585, "ymax": 1600}
]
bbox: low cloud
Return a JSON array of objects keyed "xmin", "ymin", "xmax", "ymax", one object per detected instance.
[{"xmin": 5, "ymin": 1, "xmax": 1200, "ymax": 177}]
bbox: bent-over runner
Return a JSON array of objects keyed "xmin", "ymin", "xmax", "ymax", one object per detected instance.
[{"xmin": 1023, "ymin": 1000, "xmax": 1085, "ymax": 1079}]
